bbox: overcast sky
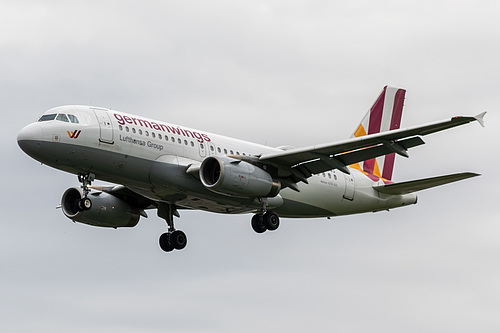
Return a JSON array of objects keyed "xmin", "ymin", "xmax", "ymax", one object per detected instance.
[{"xmin": 2, "ymin": 1, "xmax": 499, "ymax": 332}]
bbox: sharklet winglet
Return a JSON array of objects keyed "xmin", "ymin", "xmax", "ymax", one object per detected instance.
[{"xmin": 474, "ymin": 112, "xmax": 486, "ymax": 127}]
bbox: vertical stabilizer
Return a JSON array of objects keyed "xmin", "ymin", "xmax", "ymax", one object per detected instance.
[{"xmin": 350, "ymin": 86, "xmax": 406, "ymax": 181}]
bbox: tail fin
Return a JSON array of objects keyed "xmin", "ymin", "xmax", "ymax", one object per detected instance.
[{"xmin": 350, "ymin": 86, "xmax": 406, "ymax": 181}]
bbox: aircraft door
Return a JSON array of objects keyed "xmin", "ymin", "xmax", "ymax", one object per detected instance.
[
  {"xmin": 92, "ymin": 108, "xmax": 114, "ymax": 144},
  {"xmin": 343, "ymin": 173, "xmax": 355, "ymax": 200}
]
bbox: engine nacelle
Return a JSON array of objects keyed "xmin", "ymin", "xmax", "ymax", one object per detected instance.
[
  {"xmin": 61, "ymin": 187, "xmax": 140, "ymax": 228},
  {"xmin": 200, "ymin": 156, "xmax": 281, "ymax": 198}
]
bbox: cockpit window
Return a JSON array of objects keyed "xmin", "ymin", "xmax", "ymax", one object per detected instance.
[
  {"xmin": 38, "ymin": 111, "xmax": 81, "ymax": 124},
  {"xmin": 38, "ymin": 114, "xmax": 57, "ymax": 122},
  {"xmin": 67, "ymin": 114, "xmax": 79, "ymax": 123},
  {"xmin": 56, "ymin": 114, "xmax": 69, "ymax": 122}
]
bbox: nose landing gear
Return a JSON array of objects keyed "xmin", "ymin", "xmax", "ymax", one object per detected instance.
[{"xmin": 77, "ymin": 173, "xmax": 95, "ymax": 211}]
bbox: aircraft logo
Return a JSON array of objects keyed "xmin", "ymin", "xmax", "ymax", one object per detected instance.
[{"xmin": 67, "ymin": 130, "xmax": 81, "ymax": 139}]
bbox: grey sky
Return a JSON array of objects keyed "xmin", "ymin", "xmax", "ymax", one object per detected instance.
[{"xmin": 2, "ymin": 1, "xmax": 499, "ymax": 332}]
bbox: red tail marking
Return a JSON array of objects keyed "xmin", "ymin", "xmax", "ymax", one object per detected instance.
[
  {"xmin": 368, "ymin": 86, "xmax": 386, "ymax": 135},
  {"xmin": 363, "ymin": 86, "xmax": 387, "ymax": 175}
]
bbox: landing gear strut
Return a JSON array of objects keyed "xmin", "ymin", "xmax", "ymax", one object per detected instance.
[
  {"xmin": 77, "ymin": 173, "xmax": 95, "ymax": 211},
  {"xmin": 158, "ymin": 203, "xmax": 187, "ymax": 252}
]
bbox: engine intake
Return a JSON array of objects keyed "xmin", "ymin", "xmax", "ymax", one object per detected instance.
[
  {"xmin": 200, "ymin": 156, "xmax": 281, "ymax": 198},
  {"xmin": 61, "ymin": 187, "xmax": 140, "ymax": 228}
]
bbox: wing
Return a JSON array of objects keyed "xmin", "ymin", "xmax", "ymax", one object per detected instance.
[
  {"xmin": 259, "ymin": 113, "xmax": 485, "ymax": 188},
  {"xmin": 89, "ymin": 185, "xmax": 156, "ymax": 216}
]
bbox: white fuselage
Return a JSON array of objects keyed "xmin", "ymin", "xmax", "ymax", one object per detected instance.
[{"xmin": 17, "ymin": 105, "xmax": 417, "ymax": 218}]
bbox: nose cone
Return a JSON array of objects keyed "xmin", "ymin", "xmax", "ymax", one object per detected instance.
[{"xmin": 17, "ymin": 123, "xmax": 43, "ymax": 156}]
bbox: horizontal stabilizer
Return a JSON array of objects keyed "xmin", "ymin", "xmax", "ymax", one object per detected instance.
[{"xmin": 373, "ymin": 172, "xmax": 480, "ymax": 195}]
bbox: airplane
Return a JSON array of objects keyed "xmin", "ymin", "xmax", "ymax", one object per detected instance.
[{"xmin": 17, "ymin": 86, "xmax": 485, "ymax": 252}]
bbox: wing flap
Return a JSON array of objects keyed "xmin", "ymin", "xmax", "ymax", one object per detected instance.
[
  {"xmin": 339, "ymin": 136, "xmax": 425, "ymax": 165},
  {"xmin": 373, "ymin": 172, "xmax": 480, "ymax": 195},
  {"xmin": 284, "ymin": 136, "xmax": 426, "ymax": 178}
]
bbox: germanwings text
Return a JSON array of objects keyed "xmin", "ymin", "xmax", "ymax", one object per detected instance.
[{"xmin": 114, "ymin": 113, "xmax": 211, "ymax": 143}]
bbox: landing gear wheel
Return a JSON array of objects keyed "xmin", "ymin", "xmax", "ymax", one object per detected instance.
[
  {"xmin": 157, "ymin": 203, "xmax": 188, "ymax": 252},
  {"xmin": 159, "ymin": 233, "xmax": 174, "ymax": 252},
  {"xmin": 251, "ymin": 214, "xmax": 267, "ymax": 233},
  {"xmin": 170, "ymin": 230, "xmax": 187, "ymax": 250},
  {"xmin": 263, "ymin": 211, "xmax": 280, "ymax": 231},
  {"xmin": 76, "ymin": 173, "xmax": 94, "ymax": 212},
  {"xmin": 78, "ymin": 197, "xmax": 92, "ymax": 211}
]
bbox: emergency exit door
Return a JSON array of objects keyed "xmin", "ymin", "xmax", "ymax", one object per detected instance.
[{"xmin": 343, "ymin": 173, "xmax": 355, "ymax": 200}]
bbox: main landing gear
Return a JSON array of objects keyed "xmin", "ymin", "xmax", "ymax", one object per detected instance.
[
  {"xmin": 252, "ymin": 198, "xmax": 280, "ymax": 234},
  {"xmin": 77, "ymin": 173, "xmax": 95, "ymax": 212},
  {"xmin": 251, "ymin": 211, "xmax": 280, "ymax": 233},
  {"xmin": 157, "ymin": 203, "xmax": 187, "ymax": 252},
  {"xmin": 251, "ymin": 199, "xmax": 280, "ymax": 233}
]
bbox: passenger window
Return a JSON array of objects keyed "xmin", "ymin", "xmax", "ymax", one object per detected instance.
[
  {"xmin": 56, "ymin": 114, "xmax": 69, "ymax": 122},
  {"xmin": 132, "ymin": 128, "xmax": 136, "ymax": 134},
  {"xmin": 191, "ymin": 141, "xmax": 194, "ymax": 147},
  {"xmin": 126, "ymin": 126, "xmax": 130, "ymax": 132},
  {"xmin": 145, "ymin": 131, "xmax": 149, "ymax": 137},
  {"xmin": 139, "ymin": 129, "xmax": 143, "ymax": 135},
  {"xmin": 184, "ymin": 140, "xmax": 188, "ymax": 145},
  {"xmin": 211, "ymin": 146, "xmax": 214, "ymax": 151},
  {"xmin": 224, "ymin": 149, "xmax": 228, "ymax": 154},
  {"xmin": 67, "ymin": 114, "xmax": 79, "ymax": 123},
  {"xmin": 158, "ymin": 134, "xmax": 162, "ymax": 140},
  {"xmin": 178, "ymin": 138, "xmax": 181, "ymax": 144},
  {"xmin": 38, "ymin": 114, "xmax": 57, "ymax": 122},
  {"xmin": 217, "ymin": 147, "xmax": 221, "ymax": 153},
  {"xmin": 171, "ymin": 137, "xmax": 175, "ymax": 142},
  {"xmin": 119, "ymin": 125, "xmax": 123, "ymax": 131},
  {"xmin": 152, "ymin": 132, "xmax": 155, "ymax": 138}
]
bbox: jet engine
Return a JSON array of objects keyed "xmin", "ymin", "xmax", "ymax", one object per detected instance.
[
  {"xmin": 200, "ymin": 156, "xmax": 281, "ymax": 198},
  {"xmin": 61, "ymin": 187, "xmax": 141, "ymax": 228}
]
